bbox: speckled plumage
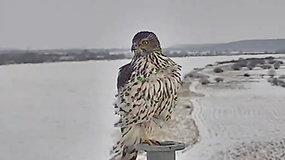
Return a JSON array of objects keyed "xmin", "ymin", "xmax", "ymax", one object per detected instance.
[{"xmin": 111, "ymin": 31, "xmax": 182, "ymax": 160}]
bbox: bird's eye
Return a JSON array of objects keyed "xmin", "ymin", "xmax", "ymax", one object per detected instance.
[{"xmin": 142, "ymin": 40, "xmax": 149, "ymax": 45}]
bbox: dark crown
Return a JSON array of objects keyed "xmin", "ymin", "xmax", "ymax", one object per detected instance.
[{"xmin": 132, "ymin": 31, "xmax": 160, "ymax": 45}]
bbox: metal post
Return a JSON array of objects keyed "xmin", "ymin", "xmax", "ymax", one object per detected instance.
[{"xmin": 136, "ymin": 141, "xmax": 185, "ymax": 160}]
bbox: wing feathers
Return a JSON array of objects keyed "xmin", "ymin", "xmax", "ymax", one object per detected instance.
[
  {"xmin": 117, "ymin": 63, "xmax": 133, "ymax": 91},
  {"xmin": 115, "ymin": 65, "xmax": 181, "ymax": 128}
]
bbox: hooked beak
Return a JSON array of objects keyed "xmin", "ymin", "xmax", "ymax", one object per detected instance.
[
  {"xmin": 131, "ymin": 43, "xmax": 138, "ymax": 52},
  {"xmin": 131, "ymin": 45, "xmax": 135, "ymax": 52}
]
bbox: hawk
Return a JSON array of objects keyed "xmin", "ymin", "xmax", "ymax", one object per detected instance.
[{"xmin": 111, "ymin": 31, "xmax": 182, "ymax": 160}]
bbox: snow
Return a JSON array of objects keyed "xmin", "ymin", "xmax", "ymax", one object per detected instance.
[
  {"xmin": 181, "ymin": 80, "xmax": 285, "ymax": 160},
  {"xmin": 0, "ymin": 54, "xmax": 284, "ymax": 160},
  {"xmin": 0, "ymin": 61, "xmax": 122, "ymax": 160},
  {"xmin": 180, "ymin": 55, "xmax": 285, "ymax": 160}
]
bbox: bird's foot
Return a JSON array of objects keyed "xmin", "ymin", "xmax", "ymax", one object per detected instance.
[{"xmin": 143, "ymin": 139, "xmax": 161, "ymax": 146}]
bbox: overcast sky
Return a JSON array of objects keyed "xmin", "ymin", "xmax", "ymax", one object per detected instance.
[{"xmin": 1, "ymin": 0, "xmax": 285, "ymax": 49}]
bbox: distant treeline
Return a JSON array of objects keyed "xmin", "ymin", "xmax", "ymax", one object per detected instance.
[
  {"xmin": 0, "ymin": 50, "xmax": 126, "ymax": 65},
  {"xmin": 164, "ymin": 50, "xmax": 285, "ymax": 57},
  {"xmin": 0, "ymin": 49, "xmax": 284, "ymax": 66}
]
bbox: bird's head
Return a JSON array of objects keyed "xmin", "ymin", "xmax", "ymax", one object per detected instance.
[{"xmin": 131, "ymin": 31, "xmax": 161, "ymax": 54}]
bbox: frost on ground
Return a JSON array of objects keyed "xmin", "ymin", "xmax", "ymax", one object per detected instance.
[
  {"xmin": 181, "ymin": 55, "xmax": 285, "ymax": 160},
  {"xmin": 211, "ymin": 138, "xmax": 285, "ymax": 160}
]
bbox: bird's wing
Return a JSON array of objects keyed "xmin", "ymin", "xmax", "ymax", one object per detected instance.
[
  {"xmin": 114, "ymin": 65, "xmax": 181, "ymax": 128},
  {"xmin": 114, "ymin": 77, "xmax": 158, "ymax": 127},
  {"xmin": 117, "ymin": 63, "xmax": 133, "ymax": 91}
]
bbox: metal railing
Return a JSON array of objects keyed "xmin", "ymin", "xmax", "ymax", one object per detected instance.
[{"xmin": 136, "ymin": 141, "xmax": 185, "ymax": 160}]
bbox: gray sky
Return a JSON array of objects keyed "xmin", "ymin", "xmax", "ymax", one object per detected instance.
[{"xmin": 1, "ymin": 0, "xmax": 285, "ymax": 49}]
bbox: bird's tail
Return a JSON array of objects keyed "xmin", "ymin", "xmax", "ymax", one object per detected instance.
[{"xmin": 110, "ymin": 125, "xmax": 144, "ymax": 160}]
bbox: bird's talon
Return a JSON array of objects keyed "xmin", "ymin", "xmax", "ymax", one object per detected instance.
[{"xmin": 143, "ymin": 139, "xmax": 161, "ymax": 145}]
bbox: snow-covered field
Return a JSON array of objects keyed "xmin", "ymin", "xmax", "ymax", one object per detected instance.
[
  {"xmin": 180, "ymin": 55, "xmax": 285, "ymax": 160},
  {"xmin": 0, "ymin": 54, "xmax": 284, "ymax": 160}
]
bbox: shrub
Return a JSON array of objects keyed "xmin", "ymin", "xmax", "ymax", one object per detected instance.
[
  {"xmin": 231, "ymin": 63, "xmax": 242, "ymax": 70},
  {"xmin": 247, "ymin": 61, "xmax": 256, "ymax": 70},
  {"xmin": 214, "ymin": 77, "xmax": 224, "ymax": 83},
  {"xmin": 273, "ymin": 61, "xmax": 281, "ymax": 69},
  {"xmin": 244, "ymin": 73, "xmax": 250, "ymax": 77},
  {"xmin": 237, "ymin": 58, "xmax": 247, "ymax": 67},
  {"xmin": 213, "ymin": 67, "xmax": 224, "ymax": 73},
  {"xmin": 280, "ymin": 81, "xmax": 285, "ymax": 87},
  {"xmin": 279, "ymin": 75, "xmax": 285, "ymax": 79},
  {"xmin": 260, "ymin": 74, "xmax": 266, "ymax": 78},
  {"xmin": 268, "ymin": 77, "xmax": 277, "ymax": 85},
  {"xmin": 184, "ymin": 71, "xmax": 197, "ymax": 78},
  {"xmin": 272, "ymin": 78, "xmax": 279, "ymax": 85},
  {"xmin": 260, "ymin": 64, "xmax": 272, "ymax": 69},
  {"xmin": 184, "ymin": 71, "xmax": 210, "ymax": 79},
  {"xmin": 199, "ymin": 77, "xmax": 210, "ymax": 85},
  {"xmin": 267, "ymin": 59, "xmax": 276, "ymax": 64},
  {"xmin": 268, "ymin": 69, "xmax": 276, "ymax": 77}
]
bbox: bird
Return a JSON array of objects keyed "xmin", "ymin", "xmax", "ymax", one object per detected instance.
[{"xmin": 111, "ymin": 31, "xmax": 182, "ymax": 160}]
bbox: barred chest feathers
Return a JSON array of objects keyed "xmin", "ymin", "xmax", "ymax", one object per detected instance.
[
  {"xmin": 130, "ymin": 52, "xmax": 181, "ymax": 83},
  {"xmin": 116, "ymin": 52, "xmax": 182, "ymax": 123}
]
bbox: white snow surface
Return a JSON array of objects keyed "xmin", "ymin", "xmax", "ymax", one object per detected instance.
[
  {"xmin": 180, "ymin": 55, "xmax": 285, "ymax": 160},
  {"xmin": 0, "ymin": 54, "xmax": 283, "ymax": 160},
  {"xmin": 181, "ymin": 81, "xmax": 285, "ymax": 160}
]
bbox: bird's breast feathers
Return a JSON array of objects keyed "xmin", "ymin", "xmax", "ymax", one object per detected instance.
[{"xmin": 114, "ymin": 55, "xmax": 181, "ymax": 127}]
